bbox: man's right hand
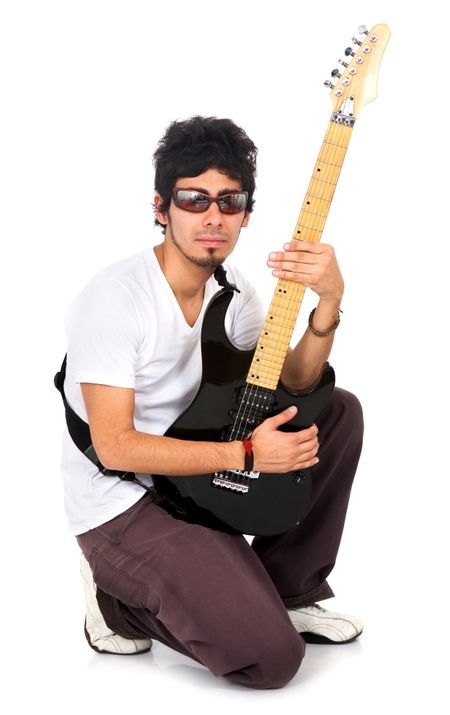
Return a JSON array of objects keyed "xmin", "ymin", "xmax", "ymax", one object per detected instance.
[{"xmin": 250, "ymin": 406, "xmax": 319, "ymax": 473}]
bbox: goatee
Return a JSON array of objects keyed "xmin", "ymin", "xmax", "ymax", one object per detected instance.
[{"xmin": 168, "ymin": 218, "xmax": 225, "ymax": 269}]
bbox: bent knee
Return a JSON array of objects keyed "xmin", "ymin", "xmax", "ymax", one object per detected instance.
[
  {"xmin": 333, "ymin": 387, "xmax": 364, "ymax": 432},
  {"xmin": 259, "ymin": 634, "xmax": 305, "ymax": 689},
  {"xmin": 227, "ymin": 629, "xmax": 305, "ymax": 690}
]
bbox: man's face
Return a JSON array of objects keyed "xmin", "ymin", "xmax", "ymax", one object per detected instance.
[{"xmin": 155, "ymin": 168, "xmax": 250, "ymax": 269}]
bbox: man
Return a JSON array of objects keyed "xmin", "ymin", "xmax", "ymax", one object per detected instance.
[{"xmin": 59, "ymin": 116, "xmax": 364, "ymax": 689}]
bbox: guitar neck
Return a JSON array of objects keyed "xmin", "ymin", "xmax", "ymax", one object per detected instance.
[{"xmin": 247, "ymin": 120, "xmax": 353, "ymax": 391}]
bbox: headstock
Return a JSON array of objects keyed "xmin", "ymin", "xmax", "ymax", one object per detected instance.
[{"xmin": 324, "ymin": 24, "xmax": 390, "ymax": 119}]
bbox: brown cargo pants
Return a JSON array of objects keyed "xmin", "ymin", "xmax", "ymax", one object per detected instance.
[{"xmin": 77, "ymin": 387, "xmax": 364, "ymax": 689}]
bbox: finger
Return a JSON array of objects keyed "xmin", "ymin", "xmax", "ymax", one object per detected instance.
[
  {"xmin": 294, "ymin": 456, "xmax": 320, "ymax": 469},
  {"xmin": 283, "ymin": 241, "xmax": 324, "ymax": 253},
  {"xmin": 296, "ymin": 424, "xmax": 318, "ymax": 440},
  {"xmin": 298, "ymin": 442, "xmax": 319, "ymax": 460},
  {"xmin": 266, "ymin": 405, "xmax": 298, "ymax": 429},
  {"xmin": 270, "ymin": 267, "xmax": 322, "ymax": 284},
  {"xmin": 268, "ymin": 257, "xmax": 318, "ymax": 271},
  {"xmin": 297, "ymin": 435, "xmax": 319, "ymax": 454},
  {"xmin": 268, "ymin": 251, "xmax": 318, "ymax": 265}
]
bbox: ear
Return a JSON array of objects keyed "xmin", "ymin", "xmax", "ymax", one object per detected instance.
[
  {"xmin": 154, "ymin": 193, "xmax": 168, "ymax": 225},
  {"xmin": 241, "ymin": 210, "xmax": 250, "ymax": 228}
]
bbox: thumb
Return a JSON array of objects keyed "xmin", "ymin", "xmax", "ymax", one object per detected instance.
[{"xmin": 266, "ymin": 405, "xmax": 298, "ymax": 429}]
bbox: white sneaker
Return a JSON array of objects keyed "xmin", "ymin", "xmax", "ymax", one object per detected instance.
[
  {"xmin": 288, "ymin": 603, "xmax": 363, "ymax": 644},
  {"xmin": 80, "ymin": 553, "xmax": 152, "ymax": 655}
]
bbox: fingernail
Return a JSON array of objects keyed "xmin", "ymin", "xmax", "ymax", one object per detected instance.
[
  {"xmin": 288, "ymin": 406, "xmax": 297, "ymax": 413},
  {"xmin": 283, "ymin": 243, "xmax": 291, "ymax": 250},
  {"xmin": 269, "ymin": 252, "xmax": 277, "ymax": 259}
]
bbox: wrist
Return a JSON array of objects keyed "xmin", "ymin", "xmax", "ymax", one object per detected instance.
[
  {"xmin": 317, "ymin": 293, "xmax": 343, "ymax": 311},
  {"xmin": 227, "ymin": 440, "xmax": 247, "ymax": 470}
]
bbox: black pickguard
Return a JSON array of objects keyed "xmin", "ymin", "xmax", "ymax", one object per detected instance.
[{"xmin": 152, "ymin": 289, "xmax": 335, "ymax": 536}]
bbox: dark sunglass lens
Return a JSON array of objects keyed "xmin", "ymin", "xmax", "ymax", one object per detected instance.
[
  {"xmin": 176, "ymin": 190, "xmax": 209, "ymax": 212},
  {"xmin": 219, "ymin": 193, "xmax": 247, "ymax": 214}
]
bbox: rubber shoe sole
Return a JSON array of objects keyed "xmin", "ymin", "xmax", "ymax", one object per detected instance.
[
  {"xmin": 84, "ymin": 618, "xmax": 152, "ymax": 655},
  {"xmin": 300, "ymin": 629, "xmax": 363, "ymax": 645}
]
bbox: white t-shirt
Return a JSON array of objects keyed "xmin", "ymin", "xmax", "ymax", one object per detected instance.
[{"xmin": 62, "ymin": 247, "xmax": 265, "ymax": 535}]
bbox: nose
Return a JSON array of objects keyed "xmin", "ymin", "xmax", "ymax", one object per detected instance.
[{"xmin": 202, "ymin": 200, "xmax": 223, "ymax": 227}]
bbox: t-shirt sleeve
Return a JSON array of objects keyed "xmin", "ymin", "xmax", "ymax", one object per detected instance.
[
  {"xmin": 223, "ymin": 266, "xmax": 265, "ymax": 350},
  {"xmin": 65, "ymin": 277, "xmax": 142, "ymax": 388}
]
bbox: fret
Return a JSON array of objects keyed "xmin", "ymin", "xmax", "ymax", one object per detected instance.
[
  {"xmin": 270, "ymin": 293, "xmax": 306, "ymax": 306},
  {"xmin": 302, "ymin": 208, "xmax": 328, "ymax": 219},
  {"xmin": 314, "ymin": 165, "xmax": 341, "ymax": 184},
  {"xmin": 248, "ymin": 363, "xmax": 284, "ymax": 377},
  {"xmin": 307, "ymin": 180, "xmax": 336, "ymax": 201},
  {"xmin": 255, "ymin": 345, "xmax": 290, "ymax": 360},
  {"xmin": 261, "ymin": 327, "xmax": 299, "ymax": 339},
  {"xmin": 268, "ymin": 298, "xmax": 303, "ymax": 312},
  {"xmin": 267, "ymin": 304, "xmax": 305, "ymax": 317},
  {"xmin": 295, "ymin": 223, "xmax": 323, "ymax": 233},
  {"xmin": 323, "ymin": 139, "xmax": 347, "ymax": 150},
  {"xmin": 311, "ymin": 176, "xmax": 337, "ymax": 187},
  {"xmin": 249, "ymin": 367, "xmax": 285, "ymax": 382},
  {"xmin": 292, "ymin": 228, "xmax": 323, "ymax": 242},
  {"xmin": 247, "ymin": 375, "xmax": 282, "ymax": 390},
  {"xmin": 250, "ymin": 363, "xmax": 286, "ymax": 377},
  {"xmin": 260, "ymin": 330, "xmax": 295, "ymax": 341},
  {"xmin": 316, "ymin": 158, "xmax": 342, "ymax": 168},
  {"xmin": 305, "ymin": 193, "xmax": 331, "ymax": 202}
]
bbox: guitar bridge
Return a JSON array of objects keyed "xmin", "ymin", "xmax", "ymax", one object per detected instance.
[{"xmin": 212, "ymin": 468, "xmax": 260, "ymax": 494}]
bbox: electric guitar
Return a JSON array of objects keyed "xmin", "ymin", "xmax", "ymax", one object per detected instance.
[{"xmin": 152, "ymin": 24, "xmax": 390, "ymax": 536}]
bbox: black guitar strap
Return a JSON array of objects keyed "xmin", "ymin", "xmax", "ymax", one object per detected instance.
[{"xmin": 213, "ymin": 264, "xmax": 241, "ymax": 294}]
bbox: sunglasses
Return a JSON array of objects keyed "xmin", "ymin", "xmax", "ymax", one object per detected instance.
[{"xmin": 172, "ymin": 188, "xmax": 248, "ymax": 215}]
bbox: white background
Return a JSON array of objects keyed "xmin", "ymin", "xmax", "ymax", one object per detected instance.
[{"xmin": 1, "ymin": 0, "xmax": 449, "ymax": 712}]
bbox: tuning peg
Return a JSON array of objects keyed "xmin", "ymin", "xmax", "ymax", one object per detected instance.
[
  {"xmin": 344, "ymin": 47, "xmax": 355, "ymax": 57},
  {"xmin": 358, "ymin": 25, "xmax": 368, "ymax": 35},
  {"xmin": 338, "ymin": 58, "xmax": 349, "ymax": 67},
  {"xmin": 352, "ymin": 36, "xmax": 362, "ymax": 46},
  {"xmin": 331, "ymin": 68, "xmax": 342, "ymax": 78},
  {"xmin": 323, "ymin": 80, "xmax": 335, "ymax": 89}
]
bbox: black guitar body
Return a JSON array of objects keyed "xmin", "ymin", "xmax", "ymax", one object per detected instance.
[{"xmin": 152, "ymin": 289, "xmax": 335, "ymax": 536}]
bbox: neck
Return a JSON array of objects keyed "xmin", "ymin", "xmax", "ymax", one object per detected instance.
[
  {"xmin": 153, "ymin": 242, "xmax": 213, "ymax": 301},
  {"xmin": 247, "ymin": 119, "xmax": 354, "ymax": 391}
]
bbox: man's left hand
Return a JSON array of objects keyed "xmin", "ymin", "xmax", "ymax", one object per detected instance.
[{"xmin": 267, "ymin": 240, "xmax": 344, "ymax": 304}]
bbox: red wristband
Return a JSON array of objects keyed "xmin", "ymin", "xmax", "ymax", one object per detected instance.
[{"xmin": 242, "ymin": 438, "xmax": 254, "ymax": 472}]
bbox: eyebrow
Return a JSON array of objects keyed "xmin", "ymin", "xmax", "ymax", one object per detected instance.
[{"xmin": 180, "ymin": 186, "xmax": 241, "ymax": 196}]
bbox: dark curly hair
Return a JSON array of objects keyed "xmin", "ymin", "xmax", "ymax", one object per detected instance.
[{"xmin": 153, "ymin": 116, "xmax": 258, "ymax": 232}]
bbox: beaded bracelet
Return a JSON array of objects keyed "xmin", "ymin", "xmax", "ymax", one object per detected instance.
[{"xmin": 308, "ymin": 307, "xmax": 342, "ymax": 337}]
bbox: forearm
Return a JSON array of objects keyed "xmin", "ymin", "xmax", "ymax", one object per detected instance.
[
  {"xmin": 100, "ymin": 429, "xmax": 244, "ymax": 476},
  {"xmin": 281, "ymin": 298, "xmax": 341, "ymax": 390}
]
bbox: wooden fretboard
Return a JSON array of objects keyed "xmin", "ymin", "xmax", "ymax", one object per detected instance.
[{"xmin": 247, "ymin": 121, "xmax": 353, "ymax": 390}]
